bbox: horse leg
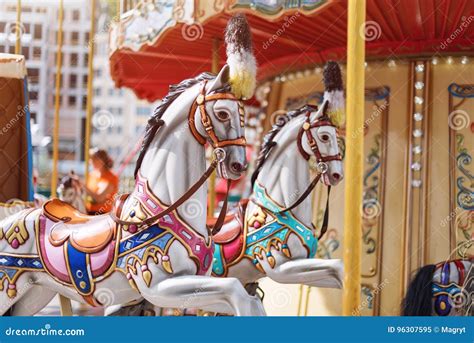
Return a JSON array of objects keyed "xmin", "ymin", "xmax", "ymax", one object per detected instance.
[
  {"xmin": 10, "ymin": 286, "xmax": 56, "ymax": 316},
  {"xmin": 263, "ymin": 258, "xmax": 344, "ymax": 289},
  {"xmin": 136, "ymin": 275, "xmax": 266, "ymax": 316}
]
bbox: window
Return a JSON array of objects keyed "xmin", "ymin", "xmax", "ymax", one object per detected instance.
[
  {"xmin": 108, "ymin": 88, "xmax": 114, "ymax": 96},
  {"xmin": 33, "ymin": 47, "xmax": 41, "ymax": 60},
  {"xmin": 94, "ymin": 88, "xmax": 101, "ymax": 96},
  {"xmin": 70, "ymin": 53, "xmax": 78, "ymax": 67},
  {"xmin": 68, "ymin": 96, "xmax": 77, "ymax": 107},
  {"xmin": 84, "ymin": 54, "xmax": 88, "ymax": 67},
  {"xmin": 83, "ymin": 75, "xmax": 88, "ymax": 88},
  {"xmin": 72, "ymin": 9, "xmax": 80, "ymax": 21},
  {"xmin": 71, "ymin": 32, "xmax": 79, "ymax": 45},
  {"xmin": 29, "ymin": 91, "xmax": 38, "ymax": 101},
  {"xmin": 28, "ymin": 68, "xmax": 39, "ymax": 83},
  {"xmin": 21, "ymin": 46, "xmax": 29, "ymax": 59},
  {"xmin": 137, "ymin": 106, "xmax": 151, "ymax": 116},
  {"xmin": 82, "ymin": 97, "xmax": 87, "ymax": 110},
  {"xmin": 33, "ymin": 24, "xmax": 42, "ymax": 40},
  {"xmin": 69, "ymin": 74, "xmax": 77, "ymax": 88}
]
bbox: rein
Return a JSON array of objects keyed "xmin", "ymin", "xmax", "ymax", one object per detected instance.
[{"xmin": 111, "ymin": 80, "xmax": 245, "ymax": 235}]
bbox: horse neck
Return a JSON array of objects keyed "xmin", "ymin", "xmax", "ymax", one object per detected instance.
[
  {"xmin": 255, "ymin": 121, "xmax": 312, "ymax": 227},
  {"xmin": 139, "ymin": 84, "xmax": 208, "ymax": 238}
]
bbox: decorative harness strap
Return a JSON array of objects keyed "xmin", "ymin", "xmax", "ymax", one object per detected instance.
[{"xmin": 188, "ymin": 81, "xmax": 247, "ymax": 148}]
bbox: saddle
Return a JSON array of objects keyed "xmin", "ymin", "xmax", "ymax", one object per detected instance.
[
  {"xmin": 208, "ymin": 199, "xmax": 248, "ymax": 244},
  {"xmin": 43, "ymin": 198, "xmax": 116, "ymax": 253},
  {"xmin": 39, "ymin": 199, "xmax": 119, "ymax": 305}
]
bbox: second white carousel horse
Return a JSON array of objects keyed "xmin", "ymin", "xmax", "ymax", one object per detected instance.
[
  {"xmin": 0, "ymin": 14, "xmax": 265, "ymax": 316},
  {"xmin": 211, "ymin": 62, "xmax": 345, "ymax": 292}
]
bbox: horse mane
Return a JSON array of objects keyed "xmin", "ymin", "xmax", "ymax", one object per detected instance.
[
  {"xmin": 250, "ymin": 104, "xmax": 315, "ymax": 187},
  {"xmin": 134, "ymin": 72, "xmax": 217, "ymax": 177},
  {"xmin": 401, "ymin": 264, "xmax": 436, "ymax": 316}
]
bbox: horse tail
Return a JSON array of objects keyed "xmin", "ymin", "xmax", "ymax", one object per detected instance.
[{"xmin": 401, "ymin": 264, "xmax": 436, "ymax": 316}]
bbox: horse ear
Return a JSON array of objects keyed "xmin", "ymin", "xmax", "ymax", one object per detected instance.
[
  {"xmin": 322, "ymin": 100, "xmax": 330, "ymax": 117},
  {"xmin": 207, "ymin": 65, "xmax": 230, "ymax": 94}
]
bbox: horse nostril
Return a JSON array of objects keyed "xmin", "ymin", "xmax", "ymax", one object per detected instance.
[
  {"xmin": 332, "ymin": 173, "xmax": 341, "ymax": 181},
  {"xmin": 231, "ymin": 162, "xmax": 244, "ymax": 173}
]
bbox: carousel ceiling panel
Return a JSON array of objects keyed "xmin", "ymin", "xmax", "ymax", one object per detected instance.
[{"xmin": 110, "ymin": 0, "xmax": 474, "ymax": 101}]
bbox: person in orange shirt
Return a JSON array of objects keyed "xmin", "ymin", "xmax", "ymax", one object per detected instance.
[{"xmin": 82, "ymin": 148, "xmax": 119, "ymax": 215}]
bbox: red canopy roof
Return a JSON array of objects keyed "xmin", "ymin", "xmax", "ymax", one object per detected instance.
[{"xmin": 110, "ymin": 0, "xmax": 474, "ymax": 101}]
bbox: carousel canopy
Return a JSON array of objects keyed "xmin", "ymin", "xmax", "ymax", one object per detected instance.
[{"xmin": 110, "ymin": 0, "xmax": 474, "ymax": 101}]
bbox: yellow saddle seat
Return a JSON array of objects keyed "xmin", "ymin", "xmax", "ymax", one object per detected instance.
[{"xmin": 43, "ymin": 198, "xmax": 117, "ymax": 254}]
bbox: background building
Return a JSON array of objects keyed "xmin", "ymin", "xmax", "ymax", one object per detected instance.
[{"xmin": 0, "ymin": 0, "xmax": 156, "ymax": 190}]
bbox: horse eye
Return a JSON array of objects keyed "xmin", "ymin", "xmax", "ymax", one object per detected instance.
[
  {"xmin": 216, "ymin": 111, "xmax": 230, "ymax": 121},
  {"xmin": 321, "ymin": 134, "xmax": 330, "ymax": 142}
]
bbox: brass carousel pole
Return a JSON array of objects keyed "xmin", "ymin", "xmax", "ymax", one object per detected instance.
[
  {"xmin": 51, "ymin": 0, "xmax": 64, "ymax": 199},
  {"xmin": 15, "ymin": 0, "xmax": 21, "ymax": 54},
  {"xmin": 51, "ymin": 0, "xmax": 73, "ymax": 316},
  {"xmin": 342, "ymin": 0, "xmax": 366, "ymax": 316},
  {"xmin": 84, "ymin": 0, "xmax": 96, "ymax": 185},
  {"xmin": 208, "ymin": 37, "xmax": 219, "ymax": 218}
]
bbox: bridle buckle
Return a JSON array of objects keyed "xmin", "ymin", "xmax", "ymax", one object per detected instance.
[
  {"xmin": 317, "ymin": 162, "xmax": 329, "ymax": 174},
  {"xmin": 213, "ymin": 148, "xmax": 226, "ymax": 163},
  {"xmin": 196, "ymin": 94, "xmax": 205, "ymax": 105}
]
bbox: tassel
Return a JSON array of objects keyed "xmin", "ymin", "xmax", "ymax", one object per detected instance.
[
  {"xmin": 281, "ymin": 244, "xmax": 291, "ymax": 258},
  {"xmin": 161, "ymin": 255, "xmax": 173, "ymax": 274},
  {"xmin": 7, "ymin": 285, "xmax": 17, "ymax": 298},
  {"xmin": 141, "ymin": 265, "xmax": 152, "ymax": 287},
  {"xmin": 266, "ymin": 252, "xmax": 276, "ymax": 268},
  {"xmin": 225, "ymin": 14, "xmax": 256, "ymax": 99},
  {"xmin": 255, "ymin": 261, "xmax": 264, "ymax": 273}
]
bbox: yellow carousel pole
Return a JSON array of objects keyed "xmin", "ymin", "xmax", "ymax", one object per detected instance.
[
  {"xmin": 51, "ymin": 0, "xmax": 64, "ymax": 199},
  {"xmin": 51, "ymin": 0, "xmax": 73, "ymax": 316},
  {"xmin": 84, "ymin": 0, "xmax": 96, "ymax": 186},
  {"xmin": 208, "ymin": 37, "xmax": 219, "ymax": 218},
  {"xmin": 342, "ymin": 0, "xmax": 366, "ymax": 316},
  {"xmin": 15, "ymin": 0, "xmax": 21, "ymax": 54}
]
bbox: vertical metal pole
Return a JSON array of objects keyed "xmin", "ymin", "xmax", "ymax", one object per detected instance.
[
  {"xmin": 208, "ymin": 37, "xmax": 219, "ymax": 217},
  {"xmin": 84, "ymin": 0, "xmax": 96, "ymax": 185},
  {"xmin": 52, "ymin": 0, "xmax": 73, "ymax": 317},
  {"xmin": 343, "ymin": 0, "xmax": 366, "ymax": 316},
  {"xmin": 51, "ymin": 0, "xmax": 64, "ymax": 198},
  {"xmin": 15, "ymin": 0, "xmax": 21, "ymax": 54}
]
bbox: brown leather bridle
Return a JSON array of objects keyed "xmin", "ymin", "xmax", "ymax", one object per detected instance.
[
  {"xmin": 297, "ymin": 109, "xmax": 342, "ymax": 168},
  {"xmin": 111, "ymin": 81, "xmax": 247, "ymax": 236},
  {"xmin": 189, "ymin": 81, "xmax": 247, "ymax": 149}
]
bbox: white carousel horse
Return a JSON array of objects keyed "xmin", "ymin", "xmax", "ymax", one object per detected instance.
[
  {"xmin": 0, "ymin": 14, "xmax": 263, "ymax": 316},
  {"xmin": 211, "ymin": 101, "xmax": 344, "ymax": 292},
  {"xmin": 402, "ymin": 258, "xmax": 473, "ymax": 316},
  {"xmin": 57, "ymin": 175, "xmax": 86, "ymax": 213}
]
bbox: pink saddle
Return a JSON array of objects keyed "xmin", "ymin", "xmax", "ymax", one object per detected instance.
[
  {"xmin": 210, "ymin": 200, "xmax": 247, "ymax": 264},
  {"xmin": 38, "ymin": 199, "xmax": 118, "ymax": 305}
]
